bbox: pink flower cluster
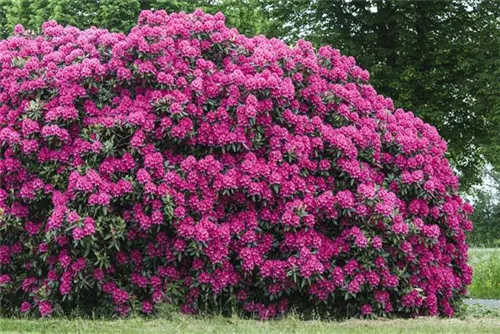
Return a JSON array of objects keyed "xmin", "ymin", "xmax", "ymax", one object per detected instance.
[{"xmin": 0, "ymin": 10, "xmax": 473, "ymax": 319}]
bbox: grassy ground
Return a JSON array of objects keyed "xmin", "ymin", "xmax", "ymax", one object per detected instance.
[
  {"xmin": 469, "ymin": 248, "xmax": 500, "ymax": 299},
  {"xmin": 469, "ymin": 248, "xmax": 498, "ymax": 264},
  {"xmin": 1, "ymin": 315, "xmax": 500, "ymax": 334},
  {"xmin": 1, "ymin": 305, "xmax": 500, "ymax": 334}
]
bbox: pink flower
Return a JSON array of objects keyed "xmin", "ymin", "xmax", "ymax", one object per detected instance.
[
  {"xmin": 336, "ymin": 190, "xmax": 355, "ymax": 209},
  {"xmin": 112, "ymin": 289, "xmax": 129, "ymax": 305},
  {"xmin": 38, "ymin": 301, "xmax": 53, "ymax": 317},
  {"xmin": 371, "ymin": 236, "xmax": 383, "ymax": 249},
  {"xmin": 354, "ymin": 234, "xmax": 368, "ymax": 248},
  {"xmin": 392, "ymin": 222, "xmax": 409, "ymax": 235},
  {"xmin": 348, "ymin": 279, "xmax": 360, "ymax": 294},
  {"xmin": 0, "ymin": 274, "xmax": 11, "ymax": 285},
  {"xmin": 361, "ymin": 303, "xmax": 372, "ymax": 315},
  {"xmin": 20, "ymin": 302, "xmax": 32, "ymax": 313},
  {"xmin": 142, "ymin": 301, "xmax": 154, "ymax": 314}
]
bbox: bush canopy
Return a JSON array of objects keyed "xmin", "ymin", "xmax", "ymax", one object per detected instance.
[{"xmin": 0, "ymin": 10, "xmax": 473, "ymax": 318}]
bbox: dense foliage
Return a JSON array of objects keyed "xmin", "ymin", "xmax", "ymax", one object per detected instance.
[
  {"xmin": 0, "ymin": 10, "xmax": 473, "ymax": 319},
  {"xmin": 264, "ymin": 0, "xmax": 500, "ymax": 189},
  {"xmin": 0, "ymin": 0, "xmax": 271, "ymax": 38},
  {"xmin": 467, "ymin": 171, "xmax": 500, "ymax": 247}
]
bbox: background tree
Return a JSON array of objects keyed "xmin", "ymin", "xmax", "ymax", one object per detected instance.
[
  {"xmin": 264, "ymin": 0, "xmax": 500, "ymax": 189},
  {"xmin": 468, "ymin": 169, "xmax": 500, "ymax": 246},
  {"xmin": 208, "ymin": 0, "xmax": 272, "ymax": 36},
  {"xmin": 0, "ymin": 0, "xmax": 10, "ymax": 37},
  {"xmin": 4, "ymin": 0, "xmax": 32, "ymax": 31},
  {"xmin": 98, "ymin": 0, "xmax": 141, "ymax": 32},
  {"xmin": 0, "ymin": 0, "xmax": 270, "ymax": 38},
  {"xmin": 0, "ymin": 0, "xmax": 183, "ymax": 34}
]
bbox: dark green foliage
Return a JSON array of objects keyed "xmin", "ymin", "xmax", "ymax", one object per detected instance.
[
  {"xmin": 0, "ymin": 0, "xmax": 270, "ymax": 37},
  {"xmin": 0, "ymin": 1, "xmax": 9, "ymax": 37},
  {"xmin": 468, "ymin": 171, "xmax": 500, "ymax": 247},
  {"xmin": 468, "ymin": 191, "xmax": 500, "ymax": 247},
  {"xmin": 264, "ymin": 0, "xmax": 500, "ymax": 189},
  {"xmin": 2, "ymin": 0, "xmax": 143, "ymax": 33}
]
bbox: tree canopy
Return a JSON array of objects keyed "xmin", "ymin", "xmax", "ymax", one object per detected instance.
[
  {"xmin": 264, "ymin": 0, "xmax": 500, "ymax": 188},
  {"xmin": 0, "ymin": 1, "xmax": 272, "ymax": 36}
]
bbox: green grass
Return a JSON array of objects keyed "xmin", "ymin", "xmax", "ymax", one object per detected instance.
[
  {"xmin": 469, "ymin": 248, "xmax": 500, "ymax": 299},
  {"xmin": 1, "ymin": 315, "xmax": 500, "ymax": 334},
  {"xmin": 1, "ymin": 304, "xmax": 500, "ymax": 334},
  {"xmin": 469, "ymin": 248, "xmax": 499, "ymax": 265}
]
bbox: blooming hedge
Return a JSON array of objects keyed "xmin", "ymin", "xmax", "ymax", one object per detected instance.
[{"xmin": 0, "ymin": 10, "xmax": 473, "ymax": 319}]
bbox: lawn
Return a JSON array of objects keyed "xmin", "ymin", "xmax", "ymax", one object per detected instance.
[
  {"xmin": 469, "ymin": 248, "xmax": 500, "ymax": 299},
  {"xmin": 468, "ymin": 248, "xmax": 499, "ymax": 265},
  {"xmin": 1, "ymin": 315, "xmax": 500, "ymax": 334}
]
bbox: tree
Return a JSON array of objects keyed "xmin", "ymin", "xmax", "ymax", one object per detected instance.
[
  {"xmin": 5, "ymin": 0, "xmax": 31, "ymax": 32},
  {"xmin": 0, "ymin": 1, "xmax": 10, "ymax": 38},
  {"xmin": 211, "ymin": 0, "xmax": 272, "ymax": 36},
  {"xmin": 0, "ymin": 0, "xmax": 269, "ymax": 36},
  {"xmin": 468, "ymin": 169, "xmax": 500, "ymax": 246},
  {"xmin": 264, "ymin": 0, "xmax": 500, "ymax": 189},
  {"xmin": 98, "ymin": 0, "xmax": 141, "ymax": 32}
]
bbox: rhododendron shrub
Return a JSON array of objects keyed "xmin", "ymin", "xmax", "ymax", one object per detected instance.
[{"xmin": 0, "ymin": 10, "xmax": 473, "ymax": 319}]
